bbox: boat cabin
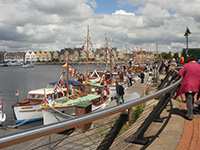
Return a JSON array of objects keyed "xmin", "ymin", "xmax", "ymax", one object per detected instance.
[{"xmin": 16, "ymin": 88, "xmax": 67, "ymax": 106}]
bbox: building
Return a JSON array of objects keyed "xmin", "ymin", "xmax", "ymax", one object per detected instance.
[
  {"xmin": 24, "ymin": 51, "xmax": 37, "ymax": 63},
  {"xmin": 35, "ymin": 51, "xmax": 52, "ymax": 62},
  {"xmin": 0, "ymin": 51, "xmax": 5, "ymax": 63},
  {"xmin": 50, "ymin": 51, "xmax": 59, "ymax": 62},
  {"xmin": 132, "ymin": 49, "xmax": 154, "ymax": 64},
  {"xmin": 182, "ymin": 48, "xmax": 200, "ymax": 63},
  {"xmin": 59, "ymin": 48, "xmax": 81, "ymax": 62},
  {"xmin": 4, "ymin": 52, "xmax": 25, "ymax": 62}
]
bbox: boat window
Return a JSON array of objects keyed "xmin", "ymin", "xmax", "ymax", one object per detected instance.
[{"xmin": 28, "ymin": 94, "xmax": 44, "ymax": 99}]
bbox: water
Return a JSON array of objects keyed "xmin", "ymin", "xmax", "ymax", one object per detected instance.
[{"xmin": 0, "ymin": 64, "xmax": 106, "ymax": 124}]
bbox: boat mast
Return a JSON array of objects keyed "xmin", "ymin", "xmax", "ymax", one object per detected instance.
[
  {"xmin": 104, "ymin": 35, "xmax": 113, "ymax": 72},
  {"xmin": 66, "ymin": 54, "xmax": 69, "ymax": 97},
  {"xmin": 86, "ymin": 25, "xmax": 90, "ymax": 61},
  {"xmin": 105, "ymin": 36, "xmax": 108, "ymax": 70}
]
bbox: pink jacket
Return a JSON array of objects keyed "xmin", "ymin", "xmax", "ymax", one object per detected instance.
[{"xmin": 177, "ymin": 61, "xmax": 200, "ymax": 95}]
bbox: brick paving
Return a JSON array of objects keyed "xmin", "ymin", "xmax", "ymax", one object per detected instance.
[{"xmin": 176, "ymin": 103, "xmax": 200, "ymax": 150}]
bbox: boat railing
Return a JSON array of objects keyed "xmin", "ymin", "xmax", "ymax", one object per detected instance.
[{"xmin": 0, "ymin": 70, "xmax": 182, "ymax": 149}]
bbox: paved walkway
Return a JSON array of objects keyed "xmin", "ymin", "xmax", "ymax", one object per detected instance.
[
  {"xmin": 143, "ymin": 102, "xmax": 200, "ymax": 150},
  {"xmin": 112, "ymin": 100, "xmax": 200, "ymax": 150},
  {"xmin": 176, "ymin": 103, "xmax": 200, "ymax": 150}
]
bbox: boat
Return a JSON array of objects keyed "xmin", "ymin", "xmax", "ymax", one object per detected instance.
[
  {"xmin": 22, "ymin": 63, "xmax": 34, "ymax": 68},
  {"xmin": 13, "ymin": 87, "xmax": 67, "ymax": 124},
  {"xmin": 41, "ymin": 82, "xmax": 110, "ymax": 125},
  {"xmin": 6, "ymin": 61, "xmax": 22, "ymax": 66},
  {"xmin": 88, "ymin": 70, "xmax": 128, "ymax": 100},
  {"xmin": 0, "ymin": 99, "xmax": 6, "ymax": 125}
]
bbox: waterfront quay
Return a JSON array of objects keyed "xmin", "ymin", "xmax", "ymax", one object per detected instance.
[{"xmin": 0, "ymin": 64, "xmax": 199, "ymax": 149}]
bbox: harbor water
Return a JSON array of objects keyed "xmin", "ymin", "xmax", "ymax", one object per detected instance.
[{"xmin": 0, "ymin": 64, "xmax": 106, "ymax": 125}]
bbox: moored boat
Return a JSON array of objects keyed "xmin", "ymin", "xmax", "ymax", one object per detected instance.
[
  {"xmin": 22, "ymin": 63, "xmax": 34, "ymax": 68},
  {"xmin": 13, "ymin": 87, "xmax": 67, "ymax": 124},
  {"xmin": 0, "ymin": 99, "xmax": 6, "ymax": 125},
  {"xmin": 41, "ymin": 83, "xmax": 110, "ymax": 125}
]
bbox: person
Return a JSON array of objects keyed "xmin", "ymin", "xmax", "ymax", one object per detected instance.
[
  {"xmin": 126, "ymin": 71, "xmax": 132, "ymax": 86},
  {"xmin": 169, "ymin": 58, "xmax": 177, "ymax": 71},
  {"xmin": 198, "ymin": 58, "xmax": 200, "ymax": 64},
  {"xmin": 102, "ymin": 84, "xmax": 110, "ymax": 101},
  {"xmin": 177, "ymin": 56, "xmax": 200, "ymax": 120},
  {"xmin": 139, "ymin": 72, "xmax": 145, "ymax": 83},
  {"xmin": 128, "ymin": 59, "xmax": 132, "ymax": 67},
  {"xmin": 115, "ymin": 81, "xmax": 125, "ymax": 105},
  {"xmin": 180, "ymin": 56, "xmax": 185, "ymax": 65}
]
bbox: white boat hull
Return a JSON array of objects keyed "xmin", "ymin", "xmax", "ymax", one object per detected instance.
[
  {"xmin": 0, "ymin": 112, "xmax": 6, "ymax": 124},
  {"xmin": 42, "ymin": 108, "xmax": 74, "ymax": 125},
  {"xmin": 22, "ymin": 64, "xmax": 34, "ymax": 68},
  {"xmin": 13, "ymin": 105, "xmax": 42, "ymax": 124},
  {"xmin": 42, "ymin": 101, "xmax": 110, "ymax": 125}
]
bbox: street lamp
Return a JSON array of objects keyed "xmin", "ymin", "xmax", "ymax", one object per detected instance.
[{"xmin": 184, "ymin": 27, "xmax": 191, "ymax": 56}]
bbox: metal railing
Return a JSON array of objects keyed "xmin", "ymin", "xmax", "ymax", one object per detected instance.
[{"xmin": 0, "ymin": 72, "xmax": 182, "ymax": 149}]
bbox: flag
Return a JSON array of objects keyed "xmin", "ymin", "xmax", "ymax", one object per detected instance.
[
  {"xmin": 184, "ymin": 27, "xmax": 191, "ymax": 36},
  {"xmin": 43, "ymin": 97, "xmax": 49, "ymax": 104},
  {"xmin": 69, "ymin": 66, "xmax": 76, "ymax": 77},
  {"xmin": 62, "ymin": 63, "xmax": 68, "ymax": 68}
]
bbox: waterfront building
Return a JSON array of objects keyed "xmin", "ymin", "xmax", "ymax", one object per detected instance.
[
  {"xmin": 182, "ymin": 48, "xmax": 200, "ymax": 63},
  {"xmin": 95, "ymin": 48, "xmax": 106, "ymax": 62},
  {"xmin": 117, "ymin": 50, "xmax": 127, "ymax": 61},
  {"xmin": 132, "ymin": 49, "xmax": 154, "ymax": 64},
  {"xmin": 59, "ymin": 48, "xmax": 81, "ymax": 62},
  {"xmin": 25, "ymin": 51, "xmax": 37, "ymax": 63},
  {"xmin": 35, "ymin": 51, "xmax": 52, "ymax": 62},
  {"xmin": 73, "ymin": 49, "xmax": 80, "ymax": 62},
  {"xmin": 4, "ymin": 52, "xmax": 25, "ymax": 63},
  {"xmin": 0, "ymin": 51, "xmax": 6, "ymax": 63},
  {"xmin": 46, "ymin": 51, "xmax": 52, "ymax": 62},
  {"xmin": 112, "ymin": 48, "xmax": 118, "ymax": 61},
  {"xmin": 50, "ymin": 51, "xmax": 59, "ymax": 62}
]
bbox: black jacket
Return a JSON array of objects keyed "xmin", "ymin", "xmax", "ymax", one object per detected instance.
[{"xmin": 116, "ymin": 84, "xmax": 124, "ymax": 96}]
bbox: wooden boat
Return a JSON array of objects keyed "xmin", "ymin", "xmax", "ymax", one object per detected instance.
[
  {"xmin": 13, "ymin": 87, "xmax": 67, "ymax": 124},
  {"xmin": 41, "ymin": 83, "xmax": 110, "ymax": 125}
]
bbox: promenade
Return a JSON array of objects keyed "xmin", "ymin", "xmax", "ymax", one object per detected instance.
[{"xmin": 113, "ymin": 99, "xmax": 200, "ymax": 150}]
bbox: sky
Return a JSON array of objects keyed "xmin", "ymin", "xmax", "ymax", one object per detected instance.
[{"xmin": 0, "ymin": 0, "xmax": 200, "ymax": 52}]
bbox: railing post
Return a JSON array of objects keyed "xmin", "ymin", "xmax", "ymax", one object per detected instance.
[
  {"xmin": 125, "ymin": 72, "xmax": 179, "ymax": 145},
  {"xmin": 154, "ymin": 71, "xmax": 179, "ymax": 122},
  {"xmin": 97, "ymin": 113, "xmax": 128, "ymax": 150},
  {"xmin": 128, "ymin": 108, "xmax": 134, "ymax": 125}
]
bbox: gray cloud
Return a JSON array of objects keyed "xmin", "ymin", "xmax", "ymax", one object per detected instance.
[{"xmin": 0, "ymin": 0, "xmax": 200, "ymax": 52}]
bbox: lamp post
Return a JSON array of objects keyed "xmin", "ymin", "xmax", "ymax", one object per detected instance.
[{"xmin": 184, "ymin": 27, "xmax": 191, "ymax": 56}]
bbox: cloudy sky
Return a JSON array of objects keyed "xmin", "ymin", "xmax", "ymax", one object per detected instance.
[{"xmin": 0, "ymin": 0, "xmax": 200, "ymax": 52}]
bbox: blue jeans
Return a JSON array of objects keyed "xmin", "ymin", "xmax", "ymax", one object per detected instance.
[
  {"xmin": 185, "ymin": 92, "xmax": 195, "ymax": 117},
  {"xmin": 116, "ymin": 95, "xmax": 124, "ymax": 105}
]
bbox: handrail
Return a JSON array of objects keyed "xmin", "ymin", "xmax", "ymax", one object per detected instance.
[{"xmin": 0, "ymin": 78, "xmax": 182, "ymax": 149}]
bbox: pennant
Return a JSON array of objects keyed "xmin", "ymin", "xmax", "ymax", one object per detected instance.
[{"xmin": 43, "ymin": 97, "xmax": 49, "ymax": 104}]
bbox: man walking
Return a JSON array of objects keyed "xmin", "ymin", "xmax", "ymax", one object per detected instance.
[{"xmin": 115, "ymin": 81, "xmax": 125, "ymax": 105}]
